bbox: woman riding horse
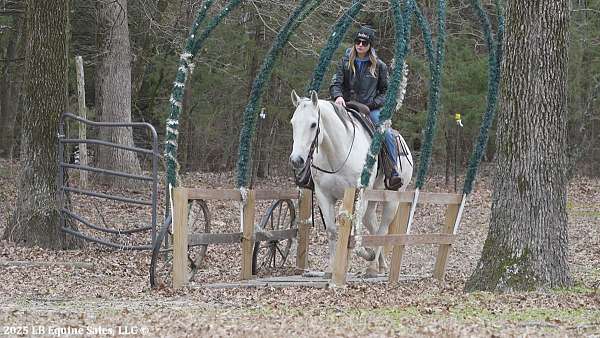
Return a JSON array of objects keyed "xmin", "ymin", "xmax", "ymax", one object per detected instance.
[{"xmin": 330, "ymin": 26, "xmax": 402, "ymax": 188}]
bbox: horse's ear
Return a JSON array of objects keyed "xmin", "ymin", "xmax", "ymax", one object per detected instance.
[
  {"xmin": 291, "ymin": 90, "xmax": 301, "ymax": 107},
  {"xmin": 310, "ymin": 90, "xmax": 318, "ymax": 107}
]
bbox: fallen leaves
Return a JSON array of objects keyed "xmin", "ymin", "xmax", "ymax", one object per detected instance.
[{"xmin": 0, "ymin": 159, "xmax": 599, "ymax": 336}]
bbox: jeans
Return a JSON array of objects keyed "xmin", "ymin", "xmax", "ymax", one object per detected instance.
[{"xmin": 369, "ymin": 109, "xmax": 399, "ymax": 174}]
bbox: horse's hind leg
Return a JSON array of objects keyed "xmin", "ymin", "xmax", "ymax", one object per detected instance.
[
  {"xmin": 373, "ymin": 201, "xmax": 400, "ymax": 275},
  {"xmin": 363, "ymin": 202, "xmax": 381, "ymax": 278},
  {"xmin": 378, "ymin": 249, "xmax": 387, "ymax": 274}
]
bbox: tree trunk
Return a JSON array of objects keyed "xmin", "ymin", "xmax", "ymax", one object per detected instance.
[
  {"xmin": 0, "ymin": 16, "xmax": 23, "ymax": 158},
  {"xmin": 95, "ymin": 0, "xmax": 141, "ymax": 186},
  {"xmin": 465, "ymin": 0, "xmax": 572, "ymax": 292},
  {"xmin": 2, "ymin": 0, "xmax": 81, "ymax": 248},
  {"xmin": 131, "ymin": 0, "xmax": 169, "ymax": 99}
]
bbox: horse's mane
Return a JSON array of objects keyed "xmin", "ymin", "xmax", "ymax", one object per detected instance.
[{"xmin": 320, "ymin": 100, "xmax": 353, "ymax": 131}]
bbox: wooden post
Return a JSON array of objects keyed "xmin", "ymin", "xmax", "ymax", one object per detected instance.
[
  {"xmin": 241, "ymin": 190, "xmax": 256, "ymax": 280},
  {"xmin": 384, "ymin": 201, "xmax": 401, "ymax": 256},
  {"xmin": 331, "ymin": 188, "xmax": 356, "ymax": 287},
  {"xmin": 433, "ymin": 204, "xmax": 460, "ymax": 280},
  {"xmin": 296, "ymin": 189, "xmax": 312, "ymax": 272},
  {"xmin": 75, "ymin": 56, "xmax": 87, "ymax": 188},
  {"xmin": 388, "ymin": 202, "xmax": 411, "ymax": 284},
  {"xmin": 172, "ymin": 188, "xmax": 189, "ymax": 289}
]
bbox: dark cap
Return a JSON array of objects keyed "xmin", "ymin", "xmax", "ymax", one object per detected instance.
[{"xmin": 355, "ymin": 26, "xmax": 375, "ymax": 44}]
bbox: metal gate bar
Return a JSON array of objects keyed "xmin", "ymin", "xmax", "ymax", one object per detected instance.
[{"xmin": 57, "ymin": 112, "xmax": 160, "ymax": 250}]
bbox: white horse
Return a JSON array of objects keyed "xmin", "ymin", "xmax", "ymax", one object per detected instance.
[{"xmin": 289, "ymin": 90, "xmax": 413, "ymax": 276}]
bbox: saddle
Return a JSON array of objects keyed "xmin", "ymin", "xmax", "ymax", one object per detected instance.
[{"xmin": 294, "ymin": 101, "xmax": 410, "ymax": 191}]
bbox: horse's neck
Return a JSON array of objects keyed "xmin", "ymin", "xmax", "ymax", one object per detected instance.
[{"xmin": 315, "ymin": 102, "xmax": 361, "ymax": 166}]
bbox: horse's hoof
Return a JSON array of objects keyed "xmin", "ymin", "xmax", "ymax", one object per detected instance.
[
  {"xmin": 302, "ymin": 270, "xmax": 326, "ymax": 278},
  {"xmin": 362, "ymin": 269, "xmax": 380, "ymax": 279},
  {"xmin": 356, "ymin": 247, "xmax": 376, "ymax": 261}
]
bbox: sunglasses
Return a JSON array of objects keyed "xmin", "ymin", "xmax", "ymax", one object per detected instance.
[{"xmin": 354, "ymin": 39, "xmax": 370, "ymax": 47}]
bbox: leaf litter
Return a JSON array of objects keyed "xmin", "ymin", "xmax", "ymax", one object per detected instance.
[{"xmin": 0, "ymin": 159, "xmax": 599, "ymax": 337}]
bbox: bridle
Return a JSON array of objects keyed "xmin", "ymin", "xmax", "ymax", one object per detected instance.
[{"xmin": 304, "ymin": 102, "xmax": 356, "ymax": 175}]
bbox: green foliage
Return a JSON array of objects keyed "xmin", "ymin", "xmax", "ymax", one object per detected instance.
[
  {"xmin": 361, "ymin": 0, "xmax": 415, "ymax": 186},
  {"xmin": 567, "ymin": 0, "xmax": 600, "ymax": 175},
  {"xmin": 412, "ymin": 0, "xmax": 447, "ymax": 189},
  {"xmin": 442, "ymin": 39, "xmax": 487, "ymax": 125},
  {"xmin": 307, "ymin": 0, "xmax": 366, "ymax": 93},
  {"xmin": 164, "ymin": 0, "xmax": 240, "ymax": 187},
  {"xmin": 30, "ymin": 0, "xmax": 595, "ymax": 179},
  {"xmin": 236, "ymin": 0, "xmax": 320, "ymax": 188},
  {"xmin": 462, "ymin": 0, "xmax": 503, "ymax": 195}
]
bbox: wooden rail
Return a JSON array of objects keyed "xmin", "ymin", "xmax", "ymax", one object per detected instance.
[
  {"xmin": 362, "ymin": 190, "xmax": 462, "ymax": 204},
  {"xmin": 173, "ymin": 186, "xmax": 463, "ymax": 289},
  {"xmin": 186, "ymin": 188, "xmax": 300, "ymax": 201},
  {"xmin": 350, "ymin": 233, "xmax": 456, "ymax": 247},
  {"xmin": 332, "ymin": 189, "xmax": 464, "ymax": 287},
  {"xmin": 172, "ymin": 187, "xmax": 311, "ymax": 289}
]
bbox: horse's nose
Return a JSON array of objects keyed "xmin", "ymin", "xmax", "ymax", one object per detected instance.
[{"xmin": 289, "ymin": 155, "xmax": 305, "ymax": 169}]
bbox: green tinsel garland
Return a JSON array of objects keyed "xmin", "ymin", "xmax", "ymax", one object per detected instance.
[
  {"xmin": 165, "ymin": 0, "xmax": 241, "ymax": 188},
  {"xmin": 462, "ymin": 0, "xmax": 504, "ymax": 194},
  {"xmin": 359, "ymin": 0, "xmax": 417, "ymax": 186},
  {"xmin": 413, "ymin": 0, "xmax": 447, "ymax": 189},
  {"xmin": 164, "ymin": 0, "xmax": 502, "ymax": 197},
  {"xmin": 236, "ymin": 0, "xmax": 321, "ymax": 188},
  {"xmin": 306, "ymin": 0, "xmax": 366, "ymax": 93}
]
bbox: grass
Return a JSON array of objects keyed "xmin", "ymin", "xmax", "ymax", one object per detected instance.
[
  {"xmin": 553, "ymin": 282, "xmax": 596, "ymax": 295},
  {"xmin": 368, "ymin": 305, "xmax": 600, "ymax": 331},
  {"xmin": 567, "ymin": 199, "xmax": 600, "ymax": 217},
  {"xmin": 570, "ymin": 209, "xmax": 600, "ymax": 217},
  {"xmin": 0, "ymin": 166, "xmax": 11, "ymax": 178}
]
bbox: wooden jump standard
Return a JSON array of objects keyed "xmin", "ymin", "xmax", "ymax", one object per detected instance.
[
  {"xmin": 331, "ymin": 188, "xmax": 462, "ymax": 287},
  {"xmin": 171, "ymin": 187, "xmax": 312, "ymax": 289}
]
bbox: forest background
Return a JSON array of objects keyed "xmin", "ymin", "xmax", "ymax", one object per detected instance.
[{"xmin": 0, "ymin": 0, "xmax": 598, "ymax": 180}]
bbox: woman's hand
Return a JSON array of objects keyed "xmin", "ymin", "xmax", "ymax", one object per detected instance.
[{"xmin": 335, "ymin": 96, "xmax": 346, "ymax": 107}]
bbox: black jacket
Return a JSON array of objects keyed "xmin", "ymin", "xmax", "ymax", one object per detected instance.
[{"xmin": 329, "ymin": 52, "xmax": 389, "ymax": 110}]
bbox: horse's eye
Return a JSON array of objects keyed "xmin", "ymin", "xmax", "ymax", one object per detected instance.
[{"xmin": 310, "ymin": 122, "xmax": 317, "ymax": 129}]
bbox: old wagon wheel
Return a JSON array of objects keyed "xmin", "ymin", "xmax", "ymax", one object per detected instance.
[
  {"xmin": 149, "ymin": 200, "xmax": 211, "ymax": 288},
  {"xmin": 252, "ymin": 199, "xmax": 296, "ymax": 275},
  {"xmin": 150, "ymin": 216, "xmax": 174, "ymax": 289},
  {"xmin": 187, "ymin": 199, "xmax": 210, "ymax": 281}
]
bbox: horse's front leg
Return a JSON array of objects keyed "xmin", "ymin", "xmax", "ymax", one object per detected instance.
[{"xmin": 315, "ymin": 189, "xmax": 337, "ymax": 277}]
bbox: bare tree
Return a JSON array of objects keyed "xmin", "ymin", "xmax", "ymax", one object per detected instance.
[
  {"xmin": 466, "ymin": 0, "xmax": 572, "ymax": 291},
  {"xmin": 2, "ymin": 0, "xmax": 81, "ymax": 248},
  {"xmin": 95, "ymin": 0, "xmax": 142, "ymax": 185}
]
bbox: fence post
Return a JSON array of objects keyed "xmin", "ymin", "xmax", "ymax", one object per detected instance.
[
  {"xmin": 331, "ymin": 188, "xmax": 356, "ymax": 287},
  {"xmin": 389, "ymin": 202, "xmax": 411, "ymax": 283},
  {"xmin": 241, "ymin": 190, "xmax": 256, "ymax": 280},
  {"xmin": 173, "ymin": 188, "xmax": 189, "ymax": 289},
  {"xmin": 433, "ymin": 203, "xmax": 460, "ymax": 280},
  {"xmin": 296, "ymin": 189, "xmax": 312, "ymax": 272},
  {"xmin": 75, "ymin": 56, "xmax": 87, "ymax": 188}
]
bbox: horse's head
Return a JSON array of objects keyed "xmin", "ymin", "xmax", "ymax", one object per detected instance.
[{"xmin": 289, "ymin": 89, "xmax": 320, "ymax": 170}]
